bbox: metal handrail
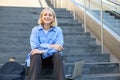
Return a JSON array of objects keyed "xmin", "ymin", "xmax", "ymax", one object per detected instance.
[
  {"xmin": 107, "ymin": 0, "xmax": 120, "ymax": 6},
  {"xmin": 39, "ymin": 0, "xmax": 42, "ymax": 7},
  {"xmin": 103, "ymin": 0, "xmax": 120, "ymax": 18},
  {"xmin": 104, "ymin": 0, "xmax": 120, "ymax": 14}
]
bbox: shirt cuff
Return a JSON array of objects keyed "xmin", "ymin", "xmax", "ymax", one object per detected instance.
[
  {"xmin": 42, "ymin": 50, "xmax": 49, "ymax": 59},
  {"xmin": 40, "ymin": 44, "xmax": 50, "ymax": 49}
]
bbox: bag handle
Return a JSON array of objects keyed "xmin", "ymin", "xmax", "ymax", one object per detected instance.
[{"xmin": 9, "ymin": 57, "xmax": 15, "ymax": 62}]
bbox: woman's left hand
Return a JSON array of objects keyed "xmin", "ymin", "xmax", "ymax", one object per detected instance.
[{"xmin": 31, "ymin": 49, "xmax": 44, "ymax": 55}]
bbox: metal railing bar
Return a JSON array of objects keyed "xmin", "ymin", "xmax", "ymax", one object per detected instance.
[{"xmin": 107, "ymin": 0, "xmax": 120, "ymax": 6}]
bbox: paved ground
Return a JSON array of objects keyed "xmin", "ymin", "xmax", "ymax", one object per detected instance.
[{"xmin": 0, "ymin": 0, "xmax": 48, "ymax": 7}]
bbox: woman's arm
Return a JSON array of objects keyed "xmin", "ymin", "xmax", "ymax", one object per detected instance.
[
  {"xmin": 42, "ymin": 27, "xmax": 64, "ymax": 58},
  {"xmin": 50, "ymin": 27, "xmax": 64, "ymax": 51}
]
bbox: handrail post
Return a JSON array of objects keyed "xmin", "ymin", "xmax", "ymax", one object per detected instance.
[
  {"xmin": 60, "ymin": 0, "xmax": 62, "ymax": 8},
  {"xmin": 67, "ymin": 0, "xmax": 68, "ymax": 10},
  {"xmin": 56, "ymin": 0, "xmax": 58, "ymax": 8},
  {"xmin": 73, "ymin": 0, "xmax": 76, "ymax": 20},
  {"xmin": 88, "ymin": 0, "xmax": 90, "ymax": 9},
  {"xmin": 51, "ymin": 0, "xmax": 53, "ymax": 5},
  {"xmin": 54, "ymin": 0, "xmax": 55, "ymax": 7},
  {"xmin": 100, "ymin": 0, "xmax": 104, "ymax": 53},
  {"xmin": 52, "ymin": 0, "xmax": 55, "ymax": 7},
  {"xmin": 84, "ymin": 0, "xmax": 87, "ymax": 32}
]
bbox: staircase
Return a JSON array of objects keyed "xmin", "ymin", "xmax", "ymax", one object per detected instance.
[
  {"xmin": 0, "ymin": 6, "xmax": 120, "ymax": 80},
  {"xmin": 92, "ymin": 10, "xmax": 120, "ymax": 36}
]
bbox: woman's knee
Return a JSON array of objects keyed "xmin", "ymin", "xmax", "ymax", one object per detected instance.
[
  {"xmin": 54, "ymin": 53, "xmax": 62, "ymax": 58},
  {"xmin": 53, "ymin": 53, "xmax": 63, "ymax": 62},
  {"xmin": 30, "ymin": 54, "xmax": 42, "ymax": 61}
]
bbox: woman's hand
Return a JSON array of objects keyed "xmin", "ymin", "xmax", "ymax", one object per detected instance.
[
  {"xmin": 31, "ymin": 49, "xmax": 44, "ymax": 55},
  {"xmin": 49, "ymin": 44, "xmax": 64, "ymax": 51}
]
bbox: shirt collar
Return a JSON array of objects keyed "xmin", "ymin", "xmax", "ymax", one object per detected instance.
[{"xmin": 38, "ymin": 25, "xmax": 57, "ymax": 32}]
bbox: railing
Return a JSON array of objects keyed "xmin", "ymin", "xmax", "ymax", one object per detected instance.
[
  {"xmin": 82, "ymin": 0, "xmax": 120, "ymax": 52},
  {"xmin": 107, "ymin": 0, "xmax": 120, "ymax": 7},
  {"xmin": 48, "ymin": 0, "xmax": 120, "ymax": 58},
  {"xmin": 103, "ymin": 0, "xmax": 120, "ymax": 15},
  {"xmin": 39, "ymin": 0, "xmax": 42, "ymax": 7}
]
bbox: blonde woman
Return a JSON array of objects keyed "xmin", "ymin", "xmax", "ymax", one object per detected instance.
[{"xmin": 28, "ymin": 7, "xmax": 65, "ymax": 80}]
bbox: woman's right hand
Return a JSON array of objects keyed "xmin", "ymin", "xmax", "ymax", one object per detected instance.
[
  {"xmin": 31, "ymin": 49, "xmax": 44, "ymax": 55},
  {"xmin": 49, "ymin": 44, "xmax": 64, "ymax": 51}
]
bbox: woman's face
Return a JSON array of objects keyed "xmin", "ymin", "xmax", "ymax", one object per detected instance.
[{"xmin": 41, "ymin": 10, "xmax": 54, "ymax": 25}]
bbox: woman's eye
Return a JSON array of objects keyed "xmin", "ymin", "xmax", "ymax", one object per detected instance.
[
  {"xmin": 49, "ymin": 14, "xmax": 53, "ymax": 17},
  {"xmin": 43, "ymin": 13, "xmax": 47, "ymax": 16},
  {"xmin": 43, "ymin": 13, "xmax": 53, "ymax": 17}
]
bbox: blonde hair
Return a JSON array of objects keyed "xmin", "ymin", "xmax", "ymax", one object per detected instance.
[{"xmin": 38, "ymin": 7, "xmax": 58, "ymax": 26}]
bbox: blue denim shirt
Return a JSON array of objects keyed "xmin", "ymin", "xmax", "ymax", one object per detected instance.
[{"xmin": 25, "ymin": 25, "xmax": 64, "ymax": 67}]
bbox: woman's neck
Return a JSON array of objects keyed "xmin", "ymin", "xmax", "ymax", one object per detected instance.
[{"xmin": 43, "ymin": 24, "xmax": 51, "ymax": 31}]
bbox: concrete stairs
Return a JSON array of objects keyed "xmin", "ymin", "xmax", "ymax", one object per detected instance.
[
  {"xmin": 0, "ymin": 6, "xmax": 120, "ymax": 80},
  {"xmin": 92, "ymin": 10, "xmax": 120, "ymax": 36}
]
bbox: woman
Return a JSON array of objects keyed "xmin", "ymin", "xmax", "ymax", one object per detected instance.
[{"xmin": 28, "ymin": 7, "xmax": 65, "ymax": 80}]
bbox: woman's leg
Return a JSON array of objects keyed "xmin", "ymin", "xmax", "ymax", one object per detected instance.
[
  {"xmin": 29, "ymin": 54, "xmax": 42, "ymax": 80},
  {"xmin": 52, "ymin": 53, "xmax": 65, "ymax": 80}
]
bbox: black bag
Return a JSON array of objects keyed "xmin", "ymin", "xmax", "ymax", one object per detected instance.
[{"xmin": 0, "ymin": 57, "xmax": 25, "ymax": 80}]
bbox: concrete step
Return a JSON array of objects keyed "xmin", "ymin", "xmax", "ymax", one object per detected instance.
[
  {"xmin": 0, "ymin": 38, "xmax": 96, "ymax": 46},
  {"xmin": 14, "ymin": 73, "xmax": 120, "ymax": 80},
  {"xmin": 93, "ymin": 12, "xmax": 115, "ymax": 20},
  {"xmin": 108, "ymin": 21, "xmax": 119, "ymax": 26},
  {"xmin": 0, "ymin": 52, "xmax": 109, "ymax": 63},
  {"xmin": 0, "ymin": 10, "xmax": 72, "ymax": 15},
  {"xmin": 0, "ymin": 27, "xmax": 84, "ymax": 33},
  {"xmin": 107, "ymin": 11, "xmax": 119, "ymax": 18},
  {"xmin": 0, "ymin": 45, "xmax": 101, "ymax": 53},
  {"xmin": 0, "ymin": 23, "xmax": 81, "ymax": 30},
  {"xmin": 0, "ymin": 51, "xmax": 106, "ymax": 56},
  {"xmin": 104, "ymin": 18, "xmax": 120, "ymax": 23},
  {"xmin": 93, "ymin": 10, "xmax": 115, "ymax": 17},
  {"xmin": 0, "ymin": 62, "xmax": 119, "ymax": 75},
  {"xmin": 109, "ymin": 24, "xmax": 120, "ymax": 29},
  {"xmin": 0, "ymin": 17, "xmax": 76, "ymax": 24},
  {"xmin": 63, "ymin": 53, "xmax": 110, "ymax": 63},
  {"xmin": 0, "ymin": 45, "xmax": 30, "ymax": 53},
  {"xmin": 24, "ymin": 70, "xmax": 120, "ymax": 80},
  {"xmin": 0, "ymin": 15, "xmax": 74, "ymax": 23},
  {"xmin": 78, "ymin": 73, "xmax": 120, "ymax": 80},
  {"xmin": 0, "ymin": 31, "xmax": 91, "ymax": 39},
  {"xmin": 0, "ymin": 20, "xmax": 81, "ymax": 26},
  {"xmin": 65, "ymin": 33, "xmax": 91, "ymax": 38},
  {"xmin": 93, "ymin": 11, "xmax": 110, "ymax": 16},
  {"xmin": 65, "ymin": 62, "xmax": 120, "ymax": 74},
  {"xmin": 63, "ymin": 45, "xmax": 101, "ymax": 54},
  {"xmin": 0, "ymin": 11, "xmax": 72, "ymax": 17},
  {"xmin": 110, "ymin": 23, "xmax": 120, "ymax": 27},
  {"xmin": 0, "ymin": 55, "xmax": 27, "ymax": 64},
  {"xmin": 24, "ymin": 64, "xmax": 120, "ymax": 80},
  {"xmin": 0, "ymin": 25, "xmax": 83, "ymax": 32},
  {"xmin": 65, "ymin": 38, "xmax": 96, "ymax": 45},
  {"xmin": 0, "ymin": 6, "xmax": 68, "ymax": 12},
  {"xmin": 99, "ymin": 16, "xmax": 115, "ymax": 20},
  {"xmin": 0, "ymin": 10, "xmax": 72, "ymax": 14},
  {"xmin": 24, "ymin": 63, "xmax": 120, "ymax": 80},
  {"xmin": 0, "ymin": 12, "xmax": 73, "ymax": 19},
  {"xmin": 106, "ymin": 24, "xmax": 120, "ymax": 36}
]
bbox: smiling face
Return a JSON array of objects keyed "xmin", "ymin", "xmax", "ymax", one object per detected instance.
[
  {"xmin": 38, "ymin": 7, "xmax": 58, "ymax": 26},
  {"xmin": 41, "ymin": 10, "xmax": 54, "ymax": 25}
]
